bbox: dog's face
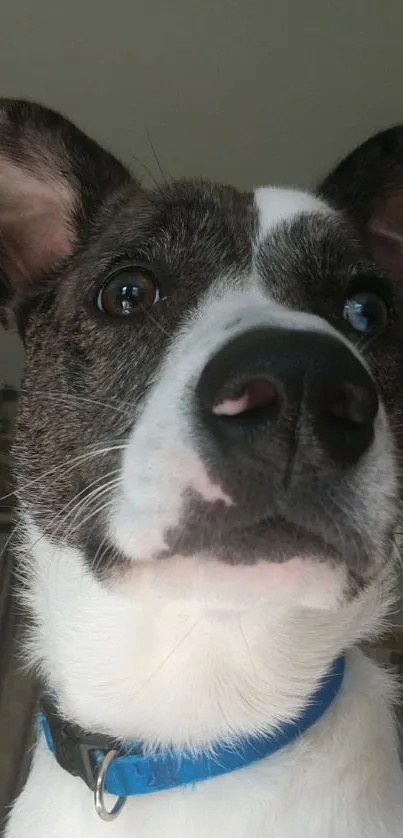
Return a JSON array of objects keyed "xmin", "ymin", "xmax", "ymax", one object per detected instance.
[{"xmin": 2, "ymin": 102, "xmax": 403, "ymax": 621}]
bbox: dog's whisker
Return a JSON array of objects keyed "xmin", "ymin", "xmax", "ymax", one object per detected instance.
[
  {"xmin": 38, "ymin": 484, "xmax": 120, "ymax": 567},
  {"xmin": 19, "ymin": 388, "xmax": 134, "ymax": 416},
  {"xmin": 0, "ymin": 518, "xmax": 21, "ymax": 563},
  {"xmin": 0, "ymin": 444, "xmax": 127, "ymax": 504},
  {"xmin": 128, "ymin": 153, "xmax": 161, "ymax": 189},
  {"xmin": 145, "ymin": 128, "xmax": 169, "ymax": 186},
  {"xmin": 237, "ymin": 617, "xmax": 260, "ymax": 685},
  {"xmin": 45, "ymin": 477, "xmax": 120, "ymax": 543},
  {"xmin": 125, "ymin": 615, "xmax": 204, "ymax": 705},
  {"xmin": 15, "ymin": 475, "xmax": 121, "ymax": 576},
  {"xmin": 61, "ymin": 499, "xmax": 115, "ymax": 541},
  {"xmin": 56, "ymin": 482, "xmax": 120, "ymax": 543},
  {"xmin": 91, "ymin": 532, "xmax": 114, "ymax": 574},
  {"xmin": 34, "ymin": 496, "xmax": 117, "ymax": 590},
  {"xmin": 140, "ymin": 305, "xmax": 171, "ymax": 338}
]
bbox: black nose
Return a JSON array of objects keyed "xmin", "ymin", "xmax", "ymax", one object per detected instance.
[{"xmin": 197, "ymin": 328, "xmax": 378, "ymax": 466}]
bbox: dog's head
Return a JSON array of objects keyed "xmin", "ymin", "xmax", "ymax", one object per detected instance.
[{"xmin": 2, "ymin": 102, "xmax": 403, "ymax": 736}]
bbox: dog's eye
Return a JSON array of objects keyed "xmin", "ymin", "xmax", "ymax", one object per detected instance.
[
  {"xmin": 97, "ymin": 267, "xmax": 159, "ymax": 317},
  {"xmin": 342, "ymin": 290, "xmax": 389, "ymax": 334}
]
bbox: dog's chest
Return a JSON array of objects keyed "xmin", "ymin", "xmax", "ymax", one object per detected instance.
[
  {"xmin": 8, "ymin": 745, "xmax": 289, "ymax": 838},
  {"xmin": 7, "ymin": 735, "xmax": 403, "ymax": 838}
]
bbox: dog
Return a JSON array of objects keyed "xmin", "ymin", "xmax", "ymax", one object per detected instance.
[{"xmin": 2, "ymin": 99, "xmax": 403, "ymax": 837}]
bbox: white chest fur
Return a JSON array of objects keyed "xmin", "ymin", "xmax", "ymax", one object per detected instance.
[{"xmin": 6, "ymin": 651, "xmax": 403, "ymax": 838}]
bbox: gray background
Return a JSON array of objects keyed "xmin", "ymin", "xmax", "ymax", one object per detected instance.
[{"xmin": 2, "ymin": 0, "xmax": 403, "ymax": 382}]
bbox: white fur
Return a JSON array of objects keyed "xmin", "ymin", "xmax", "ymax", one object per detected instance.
[
  {"xmin": 254, "ymin": 187, "xmax": 332, "ymax": 241},
  {"xmin": 6, "ymin": 188, "xmax": 403, "ymax": 837},
  {"xmin": 7, "ymin": 652, "xmax": 403, "ymax": 838},
  {"xmin": 7, "ymin": 532, "xmax": 403, "ymax": 837}
]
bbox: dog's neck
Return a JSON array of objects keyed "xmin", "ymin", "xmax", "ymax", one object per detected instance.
[{"xmin": 22, "ymin": 522, "xmax": 390, "ymax": 750}]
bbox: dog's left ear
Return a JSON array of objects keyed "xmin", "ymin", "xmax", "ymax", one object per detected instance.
[{"xmin": 319, "ymin": 127, "xmax": 403, "ymax": 281}]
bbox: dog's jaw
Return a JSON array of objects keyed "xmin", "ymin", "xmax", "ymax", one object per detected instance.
[{"xmin": 19, "ymin": 516, "xmax": 395, "ymax": 752}]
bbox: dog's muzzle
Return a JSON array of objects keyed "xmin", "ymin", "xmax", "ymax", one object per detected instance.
[{"xmin": 153, "ymin": 326, "xmax": 383, "ymax": 573}]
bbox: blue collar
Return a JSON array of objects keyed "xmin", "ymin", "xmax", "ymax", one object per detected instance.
[{"xmin": 40, "ymin": 655, "xmax": 345, "ymax": 798}]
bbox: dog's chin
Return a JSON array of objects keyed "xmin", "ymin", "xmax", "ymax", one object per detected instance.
[
  {"xmin": 106, "ymin": 511, "xmax": 362, "ymax": 611},
  {"xmin": 109, "ymin": 551, "xmax": 350, "ymax": 612}
]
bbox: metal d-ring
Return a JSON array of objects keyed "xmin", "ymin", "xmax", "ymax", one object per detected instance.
[{"xmin": 94, "ymin": 749, "xmax": 127, "ymax": 822}]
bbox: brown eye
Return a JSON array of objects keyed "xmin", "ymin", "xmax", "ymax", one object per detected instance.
[{"xmin": 97, "ymin": 267, "xmax": 159, "ymax": 317}]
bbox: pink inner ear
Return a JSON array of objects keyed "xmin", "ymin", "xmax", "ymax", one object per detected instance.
[
  {"xmin": 366, "ymin": 192, "xmax": 403, "ymax": 280},
  {"xmin": 0, "ymin": 158, "xmax": 76, "ymax": 282},
  {"xmin": 367, "ymin": 226, "xmax": 403, "ymax": 282},
  {"xmin": 374, "ymin": 193, "xmax": 403, "ymax": 237}
]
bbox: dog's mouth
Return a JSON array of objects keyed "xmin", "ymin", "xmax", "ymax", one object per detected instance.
[
  {"xmin": 87, "ymin": 470, "xmax": 373, "ymax": 573},
  {"xmin": 161, "ymin": 514, "xmax": 345, "ymax": 566},
  {"xmin": 155, "ymin": 501, "xmax": 373, "ymax": 596},
  {"xmin": 103, "ymin": 513, "xmax": 368, "ymax": 610},
  {"xmin": 87, "ymin": 463, "xmax": 375, "ymax": 595},
  {"xmin": 87, "ymin": 497, "xmax": 374, "ymax": 611}
]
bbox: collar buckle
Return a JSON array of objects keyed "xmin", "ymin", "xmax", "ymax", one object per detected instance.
[{"xmin": 40, "ymin": 695, "xmax": 116, "ymax": 792}]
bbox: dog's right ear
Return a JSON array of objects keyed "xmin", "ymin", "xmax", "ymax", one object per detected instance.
[{"xmin": 0, "ymin": 99, "xmax": 131, "ymax": 329}]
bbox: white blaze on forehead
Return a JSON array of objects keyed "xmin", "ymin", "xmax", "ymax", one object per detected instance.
[{"xmin": 254, "ymin": 187, "xmax": 332, "ymax": 242}]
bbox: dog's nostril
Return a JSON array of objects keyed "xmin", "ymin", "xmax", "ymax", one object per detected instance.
[
  {"xmin": 314, "ymin": 377, "xmax": 378, "ymax": 463},
  {"xmin": 323, "ymin": 380, "xmax": 378, "ymax": 427},
  {"xmin": 213, "ymin": 379, "xmax": 278, "ymax": 417}
]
